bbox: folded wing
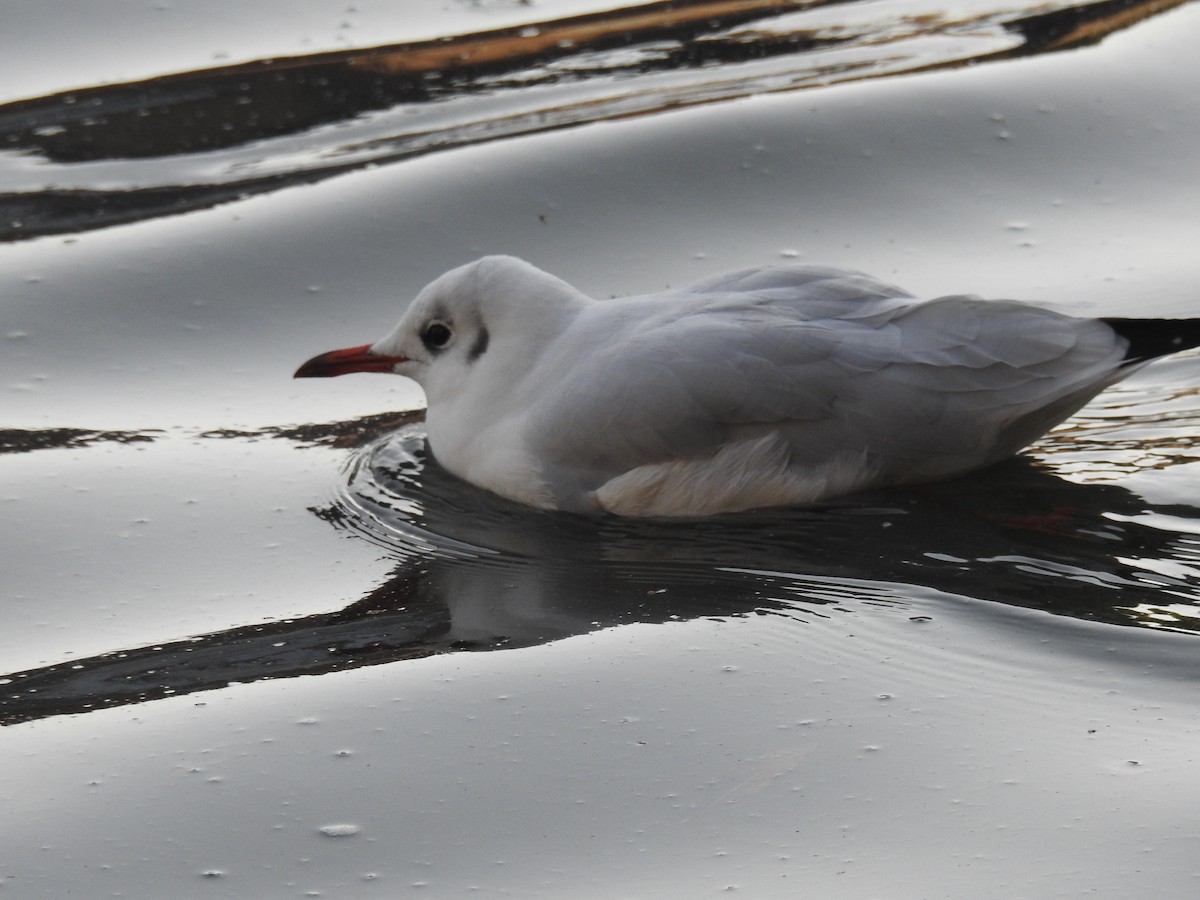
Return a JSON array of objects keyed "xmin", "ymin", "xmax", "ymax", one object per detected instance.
[{"xmin": 526, "ymin": 269, "xmax": 1128, "ymax": 500}]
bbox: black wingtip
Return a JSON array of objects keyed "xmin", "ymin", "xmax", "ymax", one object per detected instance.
[{"xmin": 1103, "ymin": 317, "xmax": 1200, "ymax": 364}]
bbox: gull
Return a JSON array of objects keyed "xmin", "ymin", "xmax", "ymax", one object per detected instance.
[{"xmin": 295, "ymin": 256, "xmax": 1200, "ymax": 517}]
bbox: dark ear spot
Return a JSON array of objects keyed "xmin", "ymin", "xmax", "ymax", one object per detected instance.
[{"xmin": 468, "ymin": 327, "xmax": 489, "ymax": 363}]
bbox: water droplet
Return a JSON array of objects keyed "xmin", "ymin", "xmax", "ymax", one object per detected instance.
[{"xmin": 319, "ymin": 823, "xmax": 360, "ymax": 837}]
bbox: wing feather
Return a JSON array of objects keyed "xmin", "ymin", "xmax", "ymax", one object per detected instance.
[{"xmin": 523, "ymin": 275, "xmax": 1127, "ymax": 499}]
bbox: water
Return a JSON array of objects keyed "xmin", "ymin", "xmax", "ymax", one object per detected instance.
[{"xmin": 3, "ymin": 0, "xmax": 1200, "ymax": 896}]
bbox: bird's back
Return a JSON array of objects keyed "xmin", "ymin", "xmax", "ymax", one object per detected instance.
[{"xmin": 522, "ymin": 266, "xmax": 1135, "ymax": 513}]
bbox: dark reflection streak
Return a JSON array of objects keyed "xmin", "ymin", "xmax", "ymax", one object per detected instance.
[
  {"xmin": 0, "ymin": 0, "xmax": 1183, "ymax": 243},
  {"xmin": 0, "ymin": 180, "xmax": 342, "ymax": 248},
  {"xmin": 1002, "ymin": 0, "xmax": 1190, "ymax": 53},
  {"xmin": 3, "ymin": 0, "xmax": 819, "ymax": 161},
  {"xmin": 0, "ymin": 554, "xmax": 827, "ymax": 729},
  {"xmin": 0, "ymin": 427, "xmax": 161, "ymax": 454},
  {"xmin": 0, "ymin": 412, "xmax": 423, "ymax": 456},
  {"xmin": 198, "ymin": 409, "xmax": 425, "ymax": 449},
  {"xmin": 0, "ymin": 575, "xmax": 452, "ymax": 728}
]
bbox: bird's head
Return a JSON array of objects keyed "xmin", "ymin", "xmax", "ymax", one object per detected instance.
[{"xmin": 293, "ymin": 255, "xmax": 589, "ymax": 406}]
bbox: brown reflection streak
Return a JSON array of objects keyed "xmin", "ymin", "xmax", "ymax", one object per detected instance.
[
  {"xmin": 350, "ymin": 0, "xmax": 813, "ymax": 75},
  {"xmin": 1032, "ymin": 384, "xmax": 1200, "ymax": 476},
  {"xmin": 1032, "ymin": 0, "xmax": 1187, "ymax": 50},
  {"xmin": 0, "ymin": 0, "xmax": 1185, "ymax": 242},
  {"xmin": 1120, "ymin": 601, "xmax": 1200, "ymax": 632}
]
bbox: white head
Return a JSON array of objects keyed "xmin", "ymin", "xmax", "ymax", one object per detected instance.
[{"xmin": 294, "ymin": 256, "xmax": 590, "ymax": 407}]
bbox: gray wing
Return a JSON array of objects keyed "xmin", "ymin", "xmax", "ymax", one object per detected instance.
[
  {"xmin": 807, "ymin": 299, "xmax": 1129, "ymax": 475},
  {"xmin": 526, "ymin": 277, "xmax": 1127, "ymax": 491}
]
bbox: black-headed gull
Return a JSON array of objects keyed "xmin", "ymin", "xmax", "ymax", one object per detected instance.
[{"xmin": 295, "ymin": 256, "xmax": 1200, "ymax": 516}]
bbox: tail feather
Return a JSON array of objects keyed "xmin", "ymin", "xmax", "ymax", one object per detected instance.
[{"xmin": 1103, "ymin": 317, "xmax": 1200, "ymax": 364}]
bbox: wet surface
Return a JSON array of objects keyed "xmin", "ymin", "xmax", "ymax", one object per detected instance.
[{"xmin": 3, "ymin": 0, "xmax": 1200, "ymax": 896}]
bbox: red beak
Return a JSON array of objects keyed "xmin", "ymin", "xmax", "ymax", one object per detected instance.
[{"xmin": 293, "ymin": 344, "xmax": 407, "ymax": 378}]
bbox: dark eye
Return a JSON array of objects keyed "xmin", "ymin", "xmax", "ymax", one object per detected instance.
[{"xmin": 422, "ymin": 322, "xmax": 453, "ymax": 350}]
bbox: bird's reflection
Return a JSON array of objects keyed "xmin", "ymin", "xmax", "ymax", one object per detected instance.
[
  {"xmin": 334, "ymin": 424, "xmax": 1200, "ymax": 629},
  {"xmin": 3, "ymin": 423, "xmax": 1198, "ymax": 727}
]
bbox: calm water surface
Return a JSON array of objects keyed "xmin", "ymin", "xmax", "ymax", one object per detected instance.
[{"xmin": 2, "ymin": 1, "xmax": 1199, "ymax": 896}]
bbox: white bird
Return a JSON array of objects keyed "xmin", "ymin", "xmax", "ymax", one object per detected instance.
[{"xmin": 295, "ymin": 256, "xmax": 1200, "ymax": 517}]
